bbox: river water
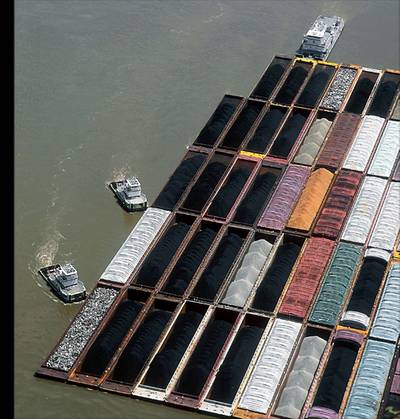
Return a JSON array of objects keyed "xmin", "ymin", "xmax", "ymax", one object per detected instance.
[{"xmin": 15, "ymin": 1, "xmax": 399, "ymax": 418}]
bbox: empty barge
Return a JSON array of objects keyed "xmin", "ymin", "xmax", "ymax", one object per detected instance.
[{"xmin": 35, "ymin": 15, "xmax": 400, "ymax": 419}]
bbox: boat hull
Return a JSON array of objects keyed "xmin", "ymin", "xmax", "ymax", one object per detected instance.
[
  {"xmin": 296, "ymin": 18, "xmax": 344, "ymax": 61},
  {"xmin": 38, "ymin": 267, "xmax": 86, "ymax": 303},
  {"xmin": 109, "ymin": 182, "xmax": 148, "ymax": 212}
]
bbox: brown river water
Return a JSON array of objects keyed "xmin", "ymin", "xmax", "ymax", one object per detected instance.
[{"xmin": 15, "ymin": 1, "xmax": 399, "ymax": 418}]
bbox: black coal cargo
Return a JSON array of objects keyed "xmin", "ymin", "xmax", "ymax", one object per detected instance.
[
  {"xmin": 195, "ymin": 96, "xmax": 241, "ymax": 146},
  {"xmin": 268, "ymin": 111, "xmax": 307, "ymax": 158},
  {"xmin": 245, "ymin": 108, "xmax": 286, "ymax": 153},
  {"xmin": 313, "ymin": 340, "xmax": 359, "ymax": 412},
  {"xmin": 192, "ymin": 232, "xmax": 244, "ymax": 300},
  {"xmin": 221, "ymin": 101, "xmax": 264, "ymax": 149},
  {"xmin": 175, "ymin": 318, "xmax": 232, "ymax": 396},
  {"xmin": 296, "ymin": 66, "xmax": 334, "ymax": 108},
  {"xmin": 346, "ymin": 257, "xmax": 387, "ymax": 316},
  {"xmin": 153, "ymin": 154, "xmax": 206, "ymax": 210},
  {"xmin": 207, "ymin": 168, "xmax": 252, "ymax": 218},
  {"xmin": 344, "ymin": 76, "xmax": 376, "ymax": 114},
  {"xmin": 274, "ymin": 65, "xmax": 309, "ymax": 105},
  {"xmin": 183, "ymin": 161, "xmax": 228, "ymax": 211},
  {"xmin": 135, "ymin": 222, "xmax": 191, "ymax": 287},
  {"xmin": 163, "ymin": 228, "xmax": 217, "ymax": 295},
  {"xmin": 80, "ymin": 300, "xmax": 144, "ymax": 376},
  {"xmin": 233, "ymin": 171, "xmax": 278, "ymax": 225},
  {"xmin": 209, "ymin": 325, "xmax": 263, "ymax": 403},
  {"xmin": 112, "ymin": 309, "xmax": 172, "ymax": 384},
  {"xmin": 144, "ymin": 310, "xmax": 203, "ymax": 389},
  {"xmin": 251, "ymin": 240, "xmax": 301, "ymax": 312},
  {"xmin": 252, "ymin": 63, "xmax": 287, "ymax": 99},
  {"xmin": 368, "ymin": 80, "xmax": 400, "ymax": 118}
]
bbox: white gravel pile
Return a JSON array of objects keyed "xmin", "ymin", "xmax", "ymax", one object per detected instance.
[
  {"xmin": 46, "ymin": 287, "xmax": 119, "ymax": 371},
  {"xmin": 321, "ymin": 68, "xmax": 357, "ymax": 110}
]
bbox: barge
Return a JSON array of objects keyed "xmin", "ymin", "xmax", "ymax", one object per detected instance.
[
  {"xmin": 35, "ymin": 14, "xmax": 400, "ymax": 419},
  {"xmin": 38, "ymin": 263, "xmax": 86, "ymax": 303}
]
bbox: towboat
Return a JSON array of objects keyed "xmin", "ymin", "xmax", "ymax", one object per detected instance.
[
  {"xmin": 38, "ymin": 263, "xmax": 86, "ymax": 303},
  {"xmin": 297, "ymin": 15, "xmax": 344, "ymax": 61},
  {"xmin": 109, "ymin": 176, "xmax": 147, "ymax": 212}
]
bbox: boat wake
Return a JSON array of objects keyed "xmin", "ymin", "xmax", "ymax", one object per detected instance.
[
  {"xmin": 203, "ymin": 1, "xmax": 224, "ymax": 23},
  {"xmin": 30, "ymin": 143, "xmax": 86, "ymax": 303},
  {"xmin": 30, "ymin": 229, "xmax": 69, "ymax": 303},
  {"xmin": 105, "ymin": 164, "xmax": 134, "ymax": 188},
  {"xmin": 35, "ymin": 230, "xmax": 65, "ymax": 268}
]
